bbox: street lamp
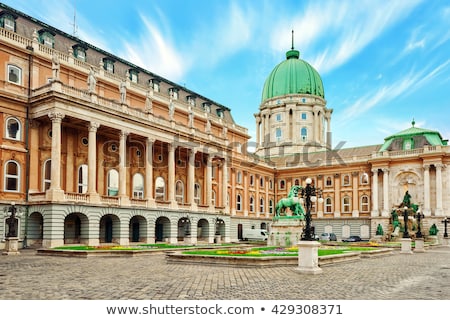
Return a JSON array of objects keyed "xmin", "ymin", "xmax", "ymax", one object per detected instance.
[
  {"xmin": 442, "ymin": 217, "xmax": 449, "ymax": 238},
  {"xmin": 300, "ymin": 178, "xmax": 323, "ymax": 241},
  {"xmin": 402, "ymin": 206, "xmax": 410, "ymax": 238},
  {"xmin": 415, "ymin": 210, "xmax": 424, "ymax": 238}
]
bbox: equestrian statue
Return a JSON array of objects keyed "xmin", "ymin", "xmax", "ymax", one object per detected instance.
[{"xmin": 275, "ymin": 185, "xmax": 305, "ymax": 219}]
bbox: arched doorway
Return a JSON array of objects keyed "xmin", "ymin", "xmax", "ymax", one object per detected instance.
[
  {"xmin": 64, "ymin": 213, "xmax": 88, "ymax": 244},
  {"xmin": 129, "ymin": 215, "xmax": 147, "ymax": 243},
  {"xmin": 197, "ymin": 218, "xmax": 209, "ymax": 242},
  {"xmin": 28, "ymin": 211, "xmax": 44, "ymax": 248},
  {"xmin": 100, "ymin": 214, "xmax": 119, "ymax": 243},
  {"xmin": 155, "ymin": 216, "xmax": 170, "ymax": 242}
]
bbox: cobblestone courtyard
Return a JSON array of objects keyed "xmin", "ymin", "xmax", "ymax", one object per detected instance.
[{"xmin": 1, "ymin": 246, "xmax": 449, "ymax": 300}]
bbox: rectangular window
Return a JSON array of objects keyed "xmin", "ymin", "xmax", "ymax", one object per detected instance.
[
  {"xmin": 276, "ymin": 113, "xmax": 282, "ymax": 122},
  {"xmin": 301, "ymin": 112, "xmax": 307, "ymax": 120},
  {"xmin": 4, "ymin": 17, "xmax": 15, "ymax": 31}
]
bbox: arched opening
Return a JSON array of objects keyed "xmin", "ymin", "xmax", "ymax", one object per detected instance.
[
  {"xmin": 28, "ymin": 212, "xmax": 44, "ymax": 248},
  {"xmin": 197, "ymin": 218, "xmax": 209, "ymax": 242},
  {"xmin": 100, "ymin": 214, "xmax": 119, "ymax": 243},
  {"xmin": 129, "ymin": 215, "xmax": 147, "ymax": 243},
  {"xmin": 155, "ymin": 216, "xmax": 170, "ymax": 242},
  {"xmin": 64, "ymin": 213, "xmax": 89, "ymax": 244}
]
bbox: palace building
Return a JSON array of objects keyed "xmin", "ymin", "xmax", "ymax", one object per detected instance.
[{"xmin": 1, "ymin": 3, "xmax": 449, "ymax": 249}]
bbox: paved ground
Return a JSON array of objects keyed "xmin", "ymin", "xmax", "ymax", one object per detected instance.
[{"xmin": 0, "ymin": 245, "xmax": 449, "ymax": 300}]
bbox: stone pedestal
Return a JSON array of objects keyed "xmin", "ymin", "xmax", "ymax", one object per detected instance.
[
  {"xmin": 268, "ymin": 217, "xmax": 304, "ymax": 247},
  {"xmin": 2, "ymin": 237, "xmax": 20, "ymax": 255},
  {"xmin": 400, "ymin": 238, "xmax": 413, "ymax": 254},
  {"xmin": 295, "ymin": 241, "xmax": 322, "ymax": 274},
  {"xmin": 184, "ymin": 235, "xmax": 192, "ymax": 245},
  {"xmin": 214, "ymin": 235, "xmax": 221, "ymax": 244},
  {"xmin": 414, "ymin": 238, "xmax": 425, "ymax": 252},
  {"xmin": 442, "ymin": 237, "xmax": 450, "ymax": 246}
]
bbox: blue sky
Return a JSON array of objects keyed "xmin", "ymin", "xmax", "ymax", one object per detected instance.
[{"xmin": 4, "ymin": 0, "xmax": 450, "ymax": 148}]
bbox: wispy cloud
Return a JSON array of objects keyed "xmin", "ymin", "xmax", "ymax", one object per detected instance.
[
  {"xmin": 269, "ymin": 0, "xmax": 423, "ymax": 74},
  {"xmin": 338, "ymin": 59, "xmax": 450, "ymax": 123}
]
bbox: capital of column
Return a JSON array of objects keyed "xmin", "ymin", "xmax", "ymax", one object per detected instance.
[
  {"xmin": 48, "ymin": 111, "xmax": 65, "ymax": 122},
  {"xmin": 382, "ymin": 168, "xmax": 389, "ymax": 174},
  {"xmin": 120, "ymin": 131, "xmax": 129, "ymax": 138},
  {"xmin": 423, "ymin": 164, "xmax": 430, "ymax": 170},
  {"xmin": 371, "ymin": 168, "xmax": 379, "ymax": 174},
  {"xmin": 88, "ymin": 122, "xmax": 100, "ymax": 132},
  {"xmin": 435, "ymin": 163, "xmax": 445, "ymax": 169}
]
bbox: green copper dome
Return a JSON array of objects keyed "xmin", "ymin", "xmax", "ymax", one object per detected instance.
[
  {"xmin": 261, "ymin": 49, "xmax": 324, "ymax": 102},
  {"xmin": 379, "ymin": 120, "xmax": 448, "ymax": 152}
]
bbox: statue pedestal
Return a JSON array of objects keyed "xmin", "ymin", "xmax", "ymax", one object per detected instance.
[
  {"xmin": 400, "ymin": 238, "xmax": 413, "ymax": 254},
  {"xmin": 2, "ymin": 237, "xmax": 20, "ymax": 255},
  {"xmin": 268, "ymin": 217, "xmax": 304, "ymax": 247},
  {"xmin": 414, "ymin": 238, "xmax": 425, "ymax": 252},
  {"xmin": 295, "ymin": 241, "xmax": 322, "ymax": 274},
  {"xmin": 442, "ymin": 237, "xmax": 450, "ymax": 246}
]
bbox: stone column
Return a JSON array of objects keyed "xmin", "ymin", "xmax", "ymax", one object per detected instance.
[
  {"xmin": 167, "ymin": 143, "xmax": 176, "ymax": 207},
  {"xmin": 423, "ymin": 164, "xmax": 431, "ymax": 216},
  {"xmin": 47, "ymin": 111, "xmax": 65, "ymax": 201},
  {"xmin": 28, "ymin": 121, "xmax": 40, "ymax": 193},
  {"xmin": 222, "ymin": 158, "xmax": 229, "ymax": 212},
  {"xmin": 88, "ymin": 122, "xmax": 100, "ymax": 202},
  {"xmin": 313, "ymin": 106, "xmax": 321, "ymax": 144},
  {"xmin": 145, "ymin": 138, "xmax": 155, "ymax": 206},
  {"xmin": 119, "ymin": 131, "xmax": 129, "ymax": 204},
  {"xmin": 187, "ymin": 148, "xmax": 196, "ymax": 208},
  {"xmin": 435, "ymin": 163, "xmax": 444, "ymax": 215},
  {"xmin": 382, "ymin": 168, "xmax": 389, "ymax": 217},
  {"xmin": 206, "ymin": 154, "xmax": 213, "ymax": 211},
  {"xmin": 352, "ymin": 172, "xmax": 359, "ymax": 217},
  {"xmin": 334, "ymin": 174, "xmax": 341, "ymax": 217},
  {"xmin": 371, "ymin": 168, "xmax": 379, "ymax": 216}
]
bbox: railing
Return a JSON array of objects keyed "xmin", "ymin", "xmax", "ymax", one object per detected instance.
[
  {"xmin": 101, "ymin": 195, "xmax": 120, "ymax": 205},
  {"xmin": 66, "ymin": 192, "xmax": 88, "ymax": 202},
  {"xmin": 0, "ymin": 26, "xmax": 248, "ymax": 137}
]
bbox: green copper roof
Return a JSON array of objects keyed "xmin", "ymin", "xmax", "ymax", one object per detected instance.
[
  {"xmin": 380, "ymin": 121, "xmax": 448, "ymax": 151},
  {"xmin": 261, "ymin": 49, "xmax": 324, "ymax": 102}
]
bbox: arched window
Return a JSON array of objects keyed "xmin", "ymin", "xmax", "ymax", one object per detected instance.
[
  {"xmin": 325, "ymin": 176, "xmax": 333, "ymax": 187},
  {"xmin": 342, "ymin": 196, "xmax": 351, "ymax": 213},
  {"xmin": 249, "ymin": 174, "xmax": 254, "ymax": 186},
  {"xmin": 342, "ymin": 174, "xmax": 351, "ymax": 186},
  {"xmin": 175, "ymin": 180, "xmax": 184, "ymax": 203},
  {"xmin": 77, "ymin": 164, "xmax": 88, "ymax": 194},
  {"xmin": 107, "ymin": 169, "xmax": 119, "ymax": 196},
  {"xmin": 360, "ymin": 173, "xmax": 369, "ymax": 185},
  {"xmin": 5, "ymin": 117, "xmax": 21, "ymax": 140},
  {"xmin": 325, "ymin": 197, "xmax": 333, "ymax": 214},
  {"xmin": 155, "ymin": 177, "xmax": 166, "ymax": 201},
  {"xmin": 279, "ymin": 179, "xmax": 285, "ymax": 190},
  {"xmin": 211, "ymin": 190, "xmax": 216, "ymax": 206},
  {"xmin": 194, "ymin": 183, "xmax": 201, "ymax": 204},
  {"xmin": 236, "ymin": 194, "xmax": 242, "ymax": 211},
  {"xmin": 133, "ymin": 173, "xmax": 144, "ymax": 199},
  {"xmin": 269, "ymin": 179, "xmax": 273, "ymax": 190},
  {"xmin": 43, "ymin": 159, "xmax": 51, "ymax": 191},
  {"xmin": 301, "ymin": 127, "xmax": 308, "ymax": 141},
  {"xmin": 236, "ymin": 171, "xmax": 242, "ymax": 184},
  {"xmin": 269, "ymin": 199, "xmax": 274, "ymax": 214},
  {"xmin": 259, "ymin": 197, "xmax": 264, "ymax": 213},
  {"xmin": 7, "ymin": 65, "xmax": 21, "ymax": 85},
  {"xmin": 360, "ymin": 195, "xmax": 370, "ymax": 212},
  {"xmin": 294, "ymin": 178, "xmax": 300, "ymax": 186},
  {"xmin": 4, "ymin": 160, "xmax": 19, "ymax": 192},
  {"xmin": 260, "ymin": 176, "xmax": 264, "ymax": 188},
  {"xmin": 249, "ymin": 196, "xmax": 254, "ymax": 212}
]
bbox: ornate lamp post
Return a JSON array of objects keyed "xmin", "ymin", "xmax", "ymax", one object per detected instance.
[
  {"xmin": 415, "ymin": 210, "xmax": 424, "ymax": 238},
  {"xmin": 442, "ymin": 217, "xmax": 449, "ymax": 238},
  {"xmin": 300, "ymin": 178, "xmax": 323, "ymax": 241},
  {"xmin": 402, "ymin": 206, "xmax": 410, "ymax": 238}
]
